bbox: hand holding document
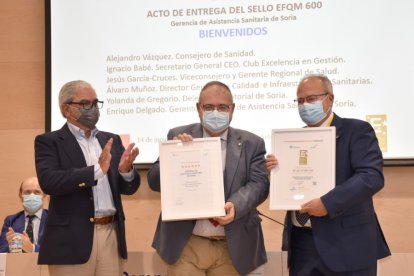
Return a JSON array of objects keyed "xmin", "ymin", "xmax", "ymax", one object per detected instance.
[
  {"xmin": 269, "ymin": 127, "xmax": 336, "ymax": 210},
  {"xmin": 159, "ymin": 137, "xmax": 225, "ymax": 221}
]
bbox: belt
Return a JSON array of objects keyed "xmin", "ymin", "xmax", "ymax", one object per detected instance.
[
  {"xmin": 195, "ymin": 235, "xmax": 226, "ymax": 241},
  {"xmin": 90, "ymin": 215, "xmax": 116, "ymax": 225},
  {"xmin": 292, "ymin": 225, "xmax": 312, "ymax": 231}
]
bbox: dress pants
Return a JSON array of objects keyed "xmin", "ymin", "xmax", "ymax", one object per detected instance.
[
  {"xmin": 289, "ymin": 226, "xmax": 377, "ymax": 276},
  {"xmin": 48, "ymin": 222, "xmax": 123, "ymax": 276},
  {"xmin": 167, "ymin": 234, "xmax": 239, "ymax": 276}
]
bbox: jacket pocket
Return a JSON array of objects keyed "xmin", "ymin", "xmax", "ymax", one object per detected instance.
[
  {"xmin": 245, "ymin": 213, "xmax": 262, "ymax": 232},
  {"xmin": 341, "ymin": 211, "xmax": 372, "ymax": 228}
]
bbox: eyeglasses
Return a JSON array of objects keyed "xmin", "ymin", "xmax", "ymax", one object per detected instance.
[
  {"xmin": 201, "ymin": 104, "xmax": 232, "ymax": 112},
  {"xmin": 294, "ymin": 93, "xmax": 328, "ymax": 105},
  {"xmin": 66, "ymin": 100, "xmax": 104, "ymax": 110}
]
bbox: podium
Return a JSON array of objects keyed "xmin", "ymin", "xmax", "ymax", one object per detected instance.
[{"xmin": 0, "ymin": 251, "xmax": 412, "ymax": 275}]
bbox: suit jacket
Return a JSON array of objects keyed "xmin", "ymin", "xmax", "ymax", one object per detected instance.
[
  {"xmin": 34, "ymin": 124, "xmax": 140, "ymax": 264},
  {"xmin": 282, "ymin": 114, "xmax": 391, "ymax": 272},
  {"xmin": 147, "ymin": 123, "xmax": 270, "ymax": 275},
  {"xmin": 0, "ymin": 209, "xmax": 48, "ymax": 253}
]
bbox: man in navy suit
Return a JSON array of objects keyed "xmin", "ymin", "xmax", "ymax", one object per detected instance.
[
  {"xmin": 0, "ymin": 176, "xmax": 48, "ymax": 253},
  {"xmin": 148, "ymin": 81, "xmax": 270, "ymax": 275},
  {"xmin": 34, "ymin": 80, "xmax": 140, "ymax": 276},
  {"xmin": 267, "ymin": 74, "xmax": 390, "ymax": 275}
]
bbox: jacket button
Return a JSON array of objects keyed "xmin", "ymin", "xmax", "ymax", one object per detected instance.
[
  {"xmin": 79, "ymin": 183, "xmax": 86, "ymax": 187},
  {"xmin": 89, "ymin": 218, "xmax": 94, "ymax": 222}
]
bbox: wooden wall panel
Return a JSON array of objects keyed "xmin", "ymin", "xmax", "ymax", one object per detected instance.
[
  {"xmin": 0, "ymin": 129, "xmax": 44, "ymax": 219},
  {"xmin": 0, "ymin": 63, "xmax": 45, "ymax": 129},
  {"xmin": 0, "ymin": 0, "xmax": 46, "ymax": 231},
  {"xmin": 0, "ymin": 0, "xmax": 44, "ymax": 63}
]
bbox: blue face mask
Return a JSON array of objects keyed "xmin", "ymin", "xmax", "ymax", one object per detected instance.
[
  {"xmin": 23, "ymin": 194, "xmax": 43, "ymax": 214},
  {"xmin": 298, "ymin": 101, "xmax": 328, "ymax": 126},
  {"xmin": 202, "ymin": 110, "xmax": 230, "ymax": 133}
]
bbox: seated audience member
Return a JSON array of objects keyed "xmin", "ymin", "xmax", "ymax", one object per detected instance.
[{"xmin": 0, "ymin": 176, "xmax": 48, "ymax": 253}]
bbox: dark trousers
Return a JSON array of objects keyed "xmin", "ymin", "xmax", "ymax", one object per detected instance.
[{"xmin": 289, "ymin": 226, "xmax": 377, "ymax": 276}]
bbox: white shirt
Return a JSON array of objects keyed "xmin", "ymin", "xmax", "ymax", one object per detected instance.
[
  {"xmin": 24, "ymin": 208, "xmax": 43, "ymax": 245},
  {"xmin": 192, "ymin": 129, "xmax": 228, "ymax": 237},
  {"xmin": 68, "ymin": 123, "xmax": 128, "ymax": 217}
]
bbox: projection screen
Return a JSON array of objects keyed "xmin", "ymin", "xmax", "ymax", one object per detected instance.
[{"xmin": 46, "ymin": 0, "xmax": 414, "ymax": 164}]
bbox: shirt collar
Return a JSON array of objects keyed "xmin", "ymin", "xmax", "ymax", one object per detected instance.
[
  {"xmin": 320, "ymin": 112, "xmax": 334, "ymax": 127},
  {"xmin": 67, "ymin": 122, "xmax": 99, "ymax": 139},
  {"xmin": 24, "ymin": 208, "xmax": 43, "ymax": 219},
  {"xmin": 203, "ymin": 129, "xmax": 228, "ymax": 142}
]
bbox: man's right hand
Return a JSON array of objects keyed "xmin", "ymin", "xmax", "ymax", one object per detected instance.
[
  {"xmin": 6, "ymin": 227, "xmax": 15, "ymax": 243},
  {"xmin": 174, "ymin": 133, "xmax": 193, "ymax": 142},
  {"xmin": 99, "ymin": 138, "xmax": 113, "ymax": 174}
]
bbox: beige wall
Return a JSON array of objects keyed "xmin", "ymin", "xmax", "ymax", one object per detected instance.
[
  {"xmin": 0, "ymin": 0, "xmax": 413, "ymax": 254},
  {"xmin": 0, "ymin": 0, "xmax": 45, "ymax": 219}
]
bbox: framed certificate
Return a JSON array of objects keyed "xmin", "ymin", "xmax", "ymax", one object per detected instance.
[
  {"xmin": 159, "ymin": 137, "xmax": 225, "ymax": 221},
  {"xmin": 269, "ymin": 127, "xmax": 336, "ymax": 210}
]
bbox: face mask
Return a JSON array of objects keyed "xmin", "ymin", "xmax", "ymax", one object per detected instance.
[
  {"xmin": 77, "ymin": 106, "xmax": 100, "ymax": 129},
  {"xmin": 298, "ymin": 101, "xmax": 329, "ymax": 126},
  {"xmin": 23, "ymin": 194, "xmax": 43, "ymax": 214},
  {"xmin": 202, "ymin": 110, "xmax": 230, "ymax": 133}
]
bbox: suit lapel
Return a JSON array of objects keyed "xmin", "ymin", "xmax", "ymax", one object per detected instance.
[
  {"xmin": 330, "ymin": 113, "xmax": 343, "ymax": 140},
  {"xmin": 96, "ymin": 131, "xmax": 108, "ymax": 149},
  {"xmin": 224, "ymin": 128, "xmax": 242, "ymax": 199},
  {"xmin": 15, "ymin": 211, "xmax": 26, "ymax": 233},
  {"xmin": 189, "ymin": 124, "xmax": 203, "ymax": 138},
  {"xmin": 58, "ymin": 124, "xmax": 87, "ymax": 167},
  {"xmin": 190, "ymin": 124, "xmax": 240, "ymax": 198}
]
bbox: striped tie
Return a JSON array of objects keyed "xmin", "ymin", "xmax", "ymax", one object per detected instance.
[
  {"xmin": 26, "ymin": 215, "xmax": 36, "ymax": 243},
  {"xmin": 295, "ymin": 211, "xmax": 309, "ymax": 226}
]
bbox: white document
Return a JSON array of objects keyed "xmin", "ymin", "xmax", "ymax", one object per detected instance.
[
  {"xmin": 270, "ymin": 127, "xmax": 336, "ymax": 210},
  {"xmin": 159, "ymin": 137, "xmax": 225, "ymax": 220}
]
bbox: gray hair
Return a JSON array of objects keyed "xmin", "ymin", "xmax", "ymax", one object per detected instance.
[
  {"xmin": 58, "ymin": 80, "xmax": 94, "ymax": 117},
  {"xmin": 298, "ymin": 74, "xmax": 333, "ymax": 95}
]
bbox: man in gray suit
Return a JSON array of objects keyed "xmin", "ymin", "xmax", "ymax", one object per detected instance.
[{"xmin": 147, "ymin": 81, "xmax": 270, "ymax": 276}]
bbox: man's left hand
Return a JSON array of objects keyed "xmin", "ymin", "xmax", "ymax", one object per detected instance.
[
  {"xmin": 21, "ymin": 231, "xmax": 34, "ymax": 253},
  {"xmin": 119, "ymin": 143, "xmax": 139, "ymax": 173},
  {"xmin": 214, "ymin": 202, "xmax": 235, "ymax": 226}
]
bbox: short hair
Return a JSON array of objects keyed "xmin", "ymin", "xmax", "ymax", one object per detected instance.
[
  {"xmin": 298, "ymin": 74, "xmax": 333, "ymax": 95},
  {"xmin": 58, "ymin": 80, "xmax": 94, "ymax": 117},
  {"xmin": 198, "ymin": 81, "xmax": 233, "ymax": 103},
  {"xmin": 18, "ymin": 177, "xmax": 42, "ymax": 197},
  {"xmin": 19, "ymin": 180, "xmax": 24, "ymax": 195}
]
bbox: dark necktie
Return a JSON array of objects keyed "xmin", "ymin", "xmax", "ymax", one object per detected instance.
[
  {"xmin": 295, "ymin": 211, "xmax": 310, "ymax": 226},
  {"xmin": 26, "ymin": 215, "xmax": 35, "ymax": 243}
]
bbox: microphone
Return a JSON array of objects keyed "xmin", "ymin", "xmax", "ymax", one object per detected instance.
[{"xmin": 258, "ymin": 211, "xmax": 285, "ymax": 227}]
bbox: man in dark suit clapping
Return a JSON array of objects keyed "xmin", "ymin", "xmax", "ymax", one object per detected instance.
[{"xmin": 34, "ymin": 80, "xmax": 140, "ymax": 276}]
